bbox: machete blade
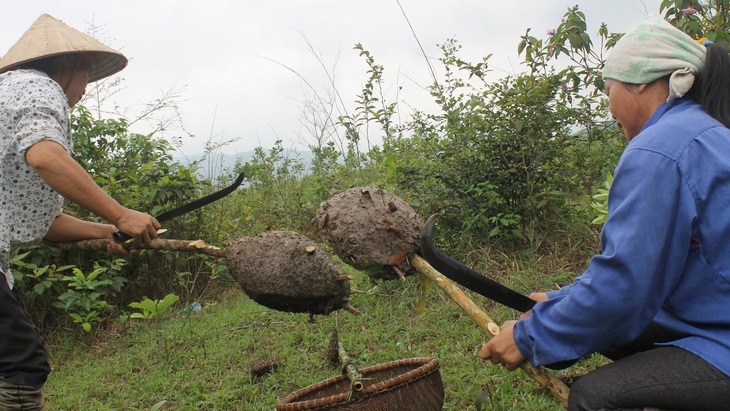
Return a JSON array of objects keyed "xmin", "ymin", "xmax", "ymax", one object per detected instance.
[
  {"xmin": 419, "ymin": 213, "xmax": 536, "ymax": 312},
  {"xmin": 113, "ymin": 172, "xmax": 245, "ymax": 243}
]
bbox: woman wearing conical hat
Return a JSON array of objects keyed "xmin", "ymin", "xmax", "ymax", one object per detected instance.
[{"xmin": 0, "ymin": 14, "xmax": 160, "ymax": 410}]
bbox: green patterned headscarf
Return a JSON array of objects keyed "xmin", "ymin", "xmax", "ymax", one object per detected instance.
[{"xmin": 602, "ymin": 14, "xmax": 706, "ymax": 102}]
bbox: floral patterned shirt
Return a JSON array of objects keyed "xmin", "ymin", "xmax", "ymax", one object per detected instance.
[{"xmin": 0, "ymin": 69, "xmax": 70, "ymax": 288}]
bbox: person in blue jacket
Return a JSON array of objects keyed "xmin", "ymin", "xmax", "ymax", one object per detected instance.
[{"xmin": 480, "ymin": 15, "xmax": 730, "ymax": 411}]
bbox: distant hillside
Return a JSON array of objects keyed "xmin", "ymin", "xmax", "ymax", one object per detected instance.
[{"xmin": 173, "ymin": 149, "xmax": 316, "ymax": 179}]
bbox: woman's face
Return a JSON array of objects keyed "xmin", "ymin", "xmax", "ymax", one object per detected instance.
[
  {"xmin": 64, "ymin": 66, "xmax": 90, "ymax": 108},
  {"xmin": 604, "ymin": 79, "xmax": 645, "ymax": 140}
]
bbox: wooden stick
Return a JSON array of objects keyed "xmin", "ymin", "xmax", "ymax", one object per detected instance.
[
  {"xmin": 411, "ymin": 255, "xmax": 570, "ymax": 408},
  {"xmin": 342, "ymin": 303, "xmax": 363, "ymax": 316},
  {"xmin": 47, "ymin": 238, "xmax": 227, "ymax": 258}
]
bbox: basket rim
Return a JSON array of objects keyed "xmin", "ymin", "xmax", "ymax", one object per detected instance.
[{"xmin": 276, "ymin": 357, "xmax": 441, "ymax": 410}]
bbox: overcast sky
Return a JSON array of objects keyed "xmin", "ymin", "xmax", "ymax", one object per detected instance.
[{"xmin": 2, "ymin": 1, "xmax": 662, "ymax": 157}]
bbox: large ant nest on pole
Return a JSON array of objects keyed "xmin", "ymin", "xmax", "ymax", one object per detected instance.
[
  {"xmin": 226, "ymin": 231, "xmax": 352, "ymax": 315},
  {"xmin": 316, "ymin": 187, "xmax": 424, "ymax": 280}
]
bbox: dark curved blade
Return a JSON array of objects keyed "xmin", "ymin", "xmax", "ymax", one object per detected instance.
[
  {"xmin": 419, "ymin": 213, "xmax": 536, "ymax": 312},
  {"xmin": 113, "ymin": 172, "xmax": 245, "ymax": 243}
]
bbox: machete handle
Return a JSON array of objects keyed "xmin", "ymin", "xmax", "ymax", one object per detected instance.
[
  {"xmin": 112, "ymin": 231, "xmax": 132, "ymax": 243},
  {"xmin": 112, "ymin": 229, "xmax": 168, "ymax": 245}
]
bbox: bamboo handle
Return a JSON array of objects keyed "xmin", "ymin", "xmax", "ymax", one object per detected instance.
[
  {"xmin": 411, "ymin": 255, "xmax": 570, "ymax": 408},
  {"xmin": 47, "ymin": 237, "xmax": 227, "ymax": 258}
]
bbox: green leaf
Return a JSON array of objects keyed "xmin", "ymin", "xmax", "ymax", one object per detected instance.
[
  {"xmin": 129, "ymin": 300, "xmax": 157, "ymax": 312},
  {"xmin": 86, "ymin": 268, "xmax": 105, "ymax": 282},
  {"xmin": 150, "ymin": 401, "xmax": 168, "ymax": 411},
  {"xmin": 359, "ymin": 264, "xmax": 384, "ymax": 277},
  {"xmin": 156, "ymin": 294, "xmax": 180, "ymax": 313}
]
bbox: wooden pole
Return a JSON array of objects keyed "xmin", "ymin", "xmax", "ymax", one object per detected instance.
[
  {"xmin": 411, "ymin": 255, "xmax": 570, "ymax": 408},
  {"xmin": 47, "ymin": 238, "xmax": 227, "ymax": 258}
]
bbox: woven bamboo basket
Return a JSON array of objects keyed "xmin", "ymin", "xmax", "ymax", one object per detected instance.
[{"xmin": 276, "ymin": 357, "xmax": 444, "ymax": 411}]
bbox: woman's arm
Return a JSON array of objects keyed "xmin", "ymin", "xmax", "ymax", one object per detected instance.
[
  {"xmin": 25, "ymin": 140, "xmax": 160, "ymax": 243},
  {"xmin": 43, "ymin": 213, "xmax": 114, "ymax": 242},
  {"xmin": 44, "ymin": 213, "xmax": 132, "ymax": 256}
]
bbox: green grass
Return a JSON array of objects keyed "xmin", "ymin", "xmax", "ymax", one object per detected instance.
[{"xmin": 43, "ymin": 272, "xmax": 600, "ymax": 410}]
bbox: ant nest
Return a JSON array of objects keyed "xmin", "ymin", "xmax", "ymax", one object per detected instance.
[
  {"xmin": 316, "ymin": 186, "xmax": 424, "ymax": 280},
  {"xmin": 226, "ymin": 231, "xmax": 352, "ymax": 315}
]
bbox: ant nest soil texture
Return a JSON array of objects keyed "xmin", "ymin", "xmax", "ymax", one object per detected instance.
[
  {"xmin": 316, "ymin": 186, "xmax": 424, "ymax": 280},
  {"xmin": 226, "ymin": 230, "xmax": 351, "ymax": 315}
]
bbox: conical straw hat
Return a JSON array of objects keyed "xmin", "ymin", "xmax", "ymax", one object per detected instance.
[{"xmin": 0, "ymin": 14, "xmax": 127, "ymax": 82}]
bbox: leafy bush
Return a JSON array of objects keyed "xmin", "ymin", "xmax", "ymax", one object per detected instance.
[
  {"xmin": 53, "ymin": 261, "xmax": 128, "ymax": 332},
  {"xmin": 389, "ymin": 38, "xmax": 617, "ymax": 244},
  {"xmin": 661, "ymin": 0, "xmax": 730, "ymax": 43}
]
